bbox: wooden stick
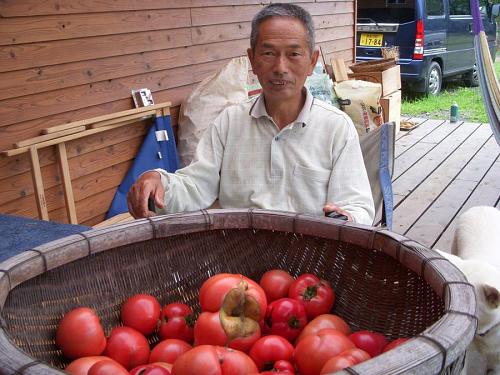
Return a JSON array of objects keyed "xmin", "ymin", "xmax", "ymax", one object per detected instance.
[
  {"xmin": 88, "ymin": 109, "xmax": 157, "ymax": 129},
  {"xmin": 28, "ymin": 146, "xmax": 49, "ymax": 221},
  {"xmin": 3, "ymin": 122, "xmax": 138, "ymax": 157},
  {"xmin": 331, "ymin": 58, "xmax": 349, "ymax": 82},
  {"xmin": 14, "ymin": 126, "xmax": 86, "ymax": 148},
  {"xmin": 57, "ymin": 143, "xmax": 78, "ymax": 224},
  {"xmin": 42, "ymin": 102, "xmax": 171, "ymax": 134}
]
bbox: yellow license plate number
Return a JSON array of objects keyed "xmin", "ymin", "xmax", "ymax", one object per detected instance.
[{"xmin": 360, "ymin": 33, "xmax": 383, "ymax": 47}]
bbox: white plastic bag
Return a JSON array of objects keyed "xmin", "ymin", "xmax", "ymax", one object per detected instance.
[
  {"xmin": 333, "ymin": 80, "xmax": 384, "ymax": 136},
  {"xmin": 177, "ymin": 57, "xmax": 249, "ymax": 167}
]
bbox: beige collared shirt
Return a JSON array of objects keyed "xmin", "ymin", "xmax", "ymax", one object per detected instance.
[{"xmin": 156, "ymin": 89, "xmax": 375, "ymax": 224}]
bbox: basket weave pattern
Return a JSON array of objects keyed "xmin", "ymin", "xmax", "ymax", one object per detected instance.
[{"xmin": 0, "ymin": 210, "xmax": 476, "ymax": 375}]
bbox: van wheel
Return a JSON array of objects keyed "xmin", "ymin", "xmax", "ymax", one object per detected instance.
[
  {"xmin": 426, "ymin": 62, "xmax": 442, "ymax": 96},
  {"xmin": 464, "ymin": 63, "xmax": 480, "ymax": 87}
]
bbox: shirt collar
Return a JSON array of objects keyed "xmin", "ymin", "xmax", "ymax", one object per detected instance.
[{"xmin": 249, "ymin": 87, "xmax": 314, "ymax": 128}]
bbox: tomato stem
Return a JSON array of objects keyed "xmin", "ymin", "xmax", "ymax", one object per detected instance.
[{"xmin": 303, "ymin": 285, "xmax": 318, "ymax": 300}]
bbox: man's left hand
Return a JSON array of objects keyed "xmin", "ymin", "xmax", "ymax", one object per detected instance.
[{"xmin": 323, "ymin": 202, "xmax": 353, "ymax": 221}]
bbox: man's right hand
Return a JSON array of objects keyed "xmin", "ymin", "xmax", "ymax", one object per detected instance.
[{"xmin": 127, "ymin": 171, "xmax": 165, "ymax": 219}]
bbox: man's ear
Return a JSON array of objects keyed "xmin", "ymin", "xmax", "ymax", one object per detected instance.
[
  {"xmin": 247, "ymin": 48, "xmax": 255, "ymax": 70},
  {"xmin": 482, "ymin": 284, "xmax": 500, "ymax": 309},
  {"xmin": 308, "ymin": 48, "xmax": 320, "ymax": 76}
]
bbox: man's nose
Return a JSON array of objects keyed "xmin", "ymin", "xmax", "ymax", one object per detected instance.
[{"xmin": 272, "ymin": 54, "xmax": 288, "ymax": 75}]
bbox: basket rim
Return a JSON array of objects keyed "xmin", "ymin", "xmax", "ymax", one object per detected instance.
[{"xmin": 0, "ymin": 209, "xmax": 476, "ymax": 374}]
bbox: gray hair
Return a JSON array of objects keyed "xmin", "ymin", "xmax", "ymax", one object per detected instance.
[{"xmin": 250, "ymin": 3, "xmax": 316, "ymax": 54}]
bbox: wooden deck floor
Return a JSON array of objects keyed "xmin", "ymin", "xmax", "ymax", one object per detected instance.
[{"xmin": 392, "ymin": 118, "xmax": 500, "ymax": 252}]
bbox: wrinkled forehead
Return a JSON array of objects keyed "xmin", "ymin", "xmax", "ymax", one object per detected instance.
[{"xmin": 255, "ymin": 17, "xmax": 309, "ymax": 47}]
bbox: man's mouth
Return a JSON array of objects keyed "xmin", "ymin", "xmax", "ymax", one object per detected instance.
[{"xmin": 270, "ymin": 80, "xmax": 290, "ymax": 86}]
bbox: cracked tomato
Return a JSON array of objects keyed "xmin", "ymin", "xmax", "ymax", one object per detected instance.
[{"xmin": 288, "ymin": 274, "xmax": 335, "ymax": 320}]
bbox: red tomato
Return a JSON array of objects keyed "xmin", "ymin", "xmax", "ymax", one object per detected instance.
[
  {"xmin": 199, "ymin": 273, "xmax": 267, "ymax": 321},
  {"xmin": 264, "ymin": 298, "xmax": 307, "ymax": 341},
  {"xmin": 249, "ymin": 335, "xmax": 294, "ymax": 371},
  {"xmin": 64, "ymin": 356, "xmax": 110, "ymax": 375},
  {"xmin": 349, "ymin": 330, "xmax": 388, "ymax": 358},
  {"xmin": 288, "ymin": 273, "xmax": 335, "ymax": 320},
  {"xmin": 88, "ymin": 359, "xmax": 129, "ymax": 375},
  {"xmin": 259, "ymin": 270, "xmax": 294, "ymax": 302},
  {"xmin": 273, "ymin": 360, "xmax": 295, "ymax": 373},
  {"xmin": 320, "ymin": 348, "xmax": 371, "ymax": 374},
  {"xmin": 383, "ymin": 337, "xmax": 410, "ymax": 352},
  {"xmin": 194, "ymin": 311, "xmax": 260, "ymax": 353},
  {"xmin": 149, "ymin": 339, "xmax": 191, "ymax": 364},
  {"xmin": 171, "ymin": 345, "xmax": 258, "ymax": 375},
  {"xmin": 150, "ymin": 362, "xmax": 173, "ymax": 371},
  {"xmin": 130, "ymin": 364, "xmax": 171, "ymax": 375},
  {"xmin": 158, "ymin": 302, "xmax": 195, "ymax": 343},
  {"xmin": 104, "ymin": 326, "xmax": 150, "ymax": 370},
  {"xmin": 296, "ymin": 314, "xmax": 351, "ymax": 344},
  {"xmin": 121, "ymin": 294, "xmax": 161, "ymax": 336},
  {"xmin": 294, "ymin": 328, "xmax": 355, "ymax": 375},
  {"xmin": 56, "ymin": 307, "xmax": 107, "ymax": 359}
]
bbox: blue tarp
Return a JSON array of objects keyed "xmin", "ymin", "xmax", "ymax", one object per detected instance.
[{"xmin": 106, "ymin": 114, "xmax": 179, "ymax": 218}]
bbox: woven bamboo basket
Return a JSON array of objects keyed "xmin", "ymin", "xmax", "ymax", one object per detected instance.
[
  {"xmin": 0, "ymin": 209, "xmax": 476, "ymax": 375},
  {"xmin": 350, "ymin": 58, "xmax": 397, "ymax": 73}
]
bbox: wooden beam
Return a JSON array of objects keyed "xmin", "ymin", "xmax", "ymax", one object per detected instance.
[
  {"xmin": 88, "ymin": 109, "xmax": 157, "ymax": 129},
  {"xmin": 14, "ymin": 126, "xmax": 86, "ymax": 148},
  {"xmin": 28, "ymin": 146, "xmax": 49, "ymax": 221},
  {"xmin": 57, "ymin": 143, "xmax": 78, "ymax": 224},
  {"xmin": 41, "ymin": 102, "xmax": 171, "ymax": 134}
]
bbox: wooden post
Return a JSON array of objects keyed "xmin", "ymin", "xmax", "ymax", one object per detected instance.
[
  {"xmin": 28, "ymin": 146, "xmax": 49, "ymax": 221},
  {"xmin": 57, "ymin": 143, "xmax": 78, "ymax": 224}
]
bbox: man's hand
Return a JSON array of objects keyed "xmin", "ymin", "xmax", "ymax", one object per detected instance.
[
  {"xmin": 127, "ymin": 171, "xmax": 165, "ymax": 219},
  {"xmin": 323, "ymin": 202, "xmax": 352, "ymax": 222}
]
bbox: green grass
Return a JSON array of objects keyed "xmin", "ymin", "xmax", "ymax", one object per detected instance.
[{"xmin": 401, "ymin": 55, "xmax": 500, "ymax": 123}]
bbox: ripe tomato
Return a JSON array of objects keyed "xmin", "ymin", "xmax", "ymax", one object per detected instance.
[
  {"xmin": 296, "ymin": 314, "xmax": 351, "ymax": 344},
  {"xmin": 288, "ymin": 273, "xmax": 335, "ymax": 320},
  {"xmin": 104, "ymin": 326, "xmax": 150, "ymax": 370},
  {"xmin": 319, "ymin": 348, "xmax": 371, "ymax": 374},
  {"xmin": 259, "ymin": 270, "xmax": 294, "ymax": 302},
  {"xmin": 130, "ymin": 364, "xmax": 171, "ymax": 375},
  {"xmin": 194, "ymin": 311, "xmax": 260, "ymax": 353},
  {"xmin": 149, "ymin": 339, "xmax": 192, "ymax": 364},
  {"xmin": 158, "ymin": 302, "xmax": 195, "ymax": 343},
  {"xmin": 383, "ymin": 337, "xmax": 410, "ymax": 352},
  {"xmin": 294, "ymin": 328, "xmax": 355, "ymax": 375},
  {"xmin": 121, "ymin": 294, "xmax": 161, "ymax": 336},
  {"xmin": 199, "ymin": 273, "xmax": 267, "ymax": 321},
  {"xmin": 249, "ymin": 335, "xmax": 294, "ymax": 371},
  {"xmin": 171, "ymin": 345, "xmax": 258, "ymax": 375},
  {"xmin": 56, "ymin": 307, "xmax": 107, "ymax": 359},
  {"xmin": 349, "ymin": 330, "xmax": 388, "ymax": 358},
  {"xmin": 87, "ymin": 359, "xmax": 129, "ymax": 375},
  {"xmin": 64, "ymin": 356, "xmax": 110, "ymax": 375},
  {"xmin": 264, "ymin": 298, "xmax": 307, "ymax": 341}
]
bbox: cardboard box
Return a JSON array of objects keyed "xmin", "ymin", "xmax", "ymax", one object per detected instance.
[
  {"xmin": 380, "ymin": 89, "xmax": 401, "ymax": 134},
  {"xmin": 348, "ymin": 65, "xmax": 401, "ymax": 97}
]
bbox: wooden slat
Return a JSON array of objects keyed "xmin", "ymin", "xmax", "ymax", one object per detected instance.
[
  {"xmin": 319, "ymin": 38, "xmax": 354, "ymax": 55},
  {"xmin": 93, "ymin": 212, "xmax": 134, "ymax": 228},
  {"xmin": 28, "ymin": 146, "xmax": 49, "ymax": 220},
  {"xmin": 392, "ymin": 123, "xmax": 482, "ymax": 234},
  {"xmin": 191, "ymin": 5, "xmax": 264, "ymax": 26},
  {"xmin": 43, "ymin": 104, "xmax": 164, "ymax": 134},
  {"xmin": 331, "ymin": 58, "xmax": 348, "ymax": 82},
  {"xmin": 56, "ymin": 142, "xmax": 77, "ymax": 224},
  {"xmin": 0, "ymin": 9, "xmax": 191, "ymax": 46},
  {"xmin": 0, "ymin": 58, "xmax": 213, "ymax": 127},
  {"xmin": 14, "ymin": 126, "xmax": 85, "ymax": 148},
  {"xmin": 0, "ymin": 28, "xmax": 192, "ymax": 73},
  {"xmin": 0, "ymin": 1, "xmax": 192, "ymax": 16},
  {"xmin": 395, "ymin": 118, "xmax": 443, "ymax": 157},
  {"xmin": 433, "ymin": 140, "xmax": 500, "ymax": 250},
  {"xmin": 400, "ymin": 124, "xmax": 493, "ymax": 246}
]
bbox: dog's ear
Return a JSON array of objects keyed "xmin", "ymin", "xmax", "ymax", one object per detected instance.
[{"xmin": 481, "ymin": 284, "xmax": 500, "ymax": 309}]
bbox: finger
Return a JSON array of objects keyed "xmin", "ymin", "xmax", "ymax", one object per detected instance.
[{"xmin": 153, "ymin": 185, "xmax": 165, "ymax": 209}]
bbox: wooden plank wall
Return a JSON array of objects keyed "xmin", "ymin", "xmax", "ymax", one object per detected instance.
[{"xmin": 0, "ymin": 0, "xmax": 356, "ymax": 226}]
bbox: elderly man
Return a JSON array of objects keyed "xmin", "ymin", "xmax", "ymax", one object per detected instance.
[{"xmin": 127, "ymin": 3, "xmax": 375, "ymax": 224}]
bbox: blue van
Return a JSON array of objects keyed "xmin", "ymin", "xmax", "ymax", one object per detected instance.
[{"xmin": 356, "ymin": 0, "xmax": 498, "ymax": 95}]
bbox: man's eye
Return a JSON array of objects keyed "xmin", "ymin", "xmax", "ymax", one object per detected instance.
[
  {"xmin": 290, "ymin": 52, "xmax": 302, "ymax": 57},
  {"xmin": 262, "ymin": 51, "xmax": 275, "ymax": 56}
]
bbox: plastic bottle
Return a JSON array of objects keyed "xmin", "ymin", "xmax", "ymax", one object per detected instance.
[{"xmin": 450, "ymin": 102, "xmax": 459, "ymax": 123}]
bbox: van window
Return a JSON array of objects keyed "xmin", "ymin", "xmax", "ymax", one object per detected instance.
[
  {"xmin": 449, "ymin": 0, "xmax": 471, "ymax": 15},
  {"xmin": 426, "ymin": 0, "xmax": 444, "ymax": 16},
  {"xmin": 358, "ymin": 0, "xmax": 416, "ymax": 23}
]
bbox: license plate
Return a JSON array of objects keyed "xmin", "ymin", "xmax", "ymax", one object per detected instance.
[{"xmin": 359, "ymin": 33, "xmax": 383, "ymax": 47}]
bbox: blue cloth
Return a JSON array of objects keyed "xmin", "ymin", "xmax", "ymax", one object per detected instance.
[
  {"xmin": 0, "ymin": 214, "xmax": 89, "ymax": 262},
  {"xmin": 106, "ymin": 114, "xmax": 180, "ymax": 218},
  {"xmin": 379, "ymin": 124, "xmax": 394, "ymax": 230}
]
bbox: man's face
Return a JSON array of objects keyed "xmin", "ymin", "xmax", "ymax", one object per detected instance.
[{"xmin": 248, "ymin": 17, "xmax": 319, "ymax": 103}]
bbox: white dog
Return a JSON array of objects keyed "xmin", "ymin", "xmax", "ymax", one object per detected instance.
[{"xmin": 436, "ymin": 206, "xmax": 500, "ymax": 375}]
